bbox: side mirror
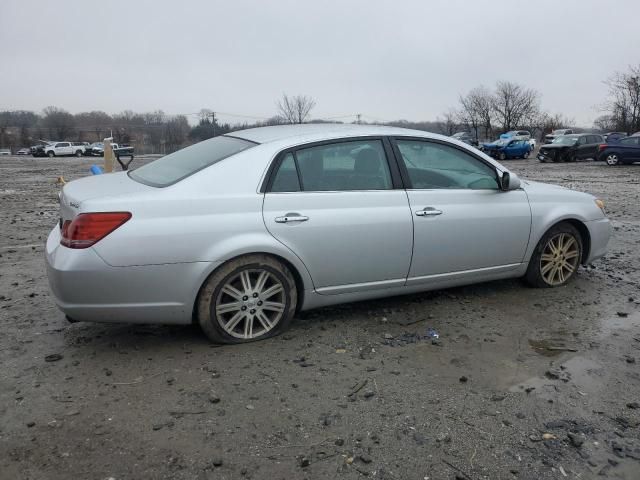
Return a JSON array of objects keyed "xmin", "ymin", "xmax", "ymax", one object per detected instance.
[
  {"xmin": 499, "ymin": 171, "xmax": 521, "ymax": 191},
  {"xmin": 500, "ymin": 172, "xmax": 510, "ymax": 191}
]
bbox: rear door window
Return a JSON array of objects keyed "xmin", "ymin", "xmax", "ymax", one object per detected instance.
[
  {"xmin": 269, "ymin": 140, "xmax": 393, "ymax": 192},
  {"xmin": 271, "ymin": 154, "xmax": 301, "ymax": 192}
]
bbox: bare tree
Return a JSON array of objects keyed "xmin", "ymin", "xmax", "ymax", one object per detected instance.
[
  {"xmin": 491, "ymin": 81, "xmax": 540, "ymax": 133},
  {"xmin": 601, "ymin": 64, "xmax": 640, "ymax": 133},
  {"xmin": 277, "ymin": 94, "xmax": 316, "ymax": 124},
  {"xmin": 435, "ymin": 109, "xmax": 459, "ymax": 136},
  {"xmin": 75, "ymin": 110, "xmax": 112, "ymax": 141},
  {"xmin": 459, "ymin": 86, "xmax": 494, "ymax": 140},
  {"xmin": 593, "ymin": 114, "xmax": 617, "ymax": 132},
  {"xmin": 42, "ymin": 106, "xmax": 75, "ymax": 139}
]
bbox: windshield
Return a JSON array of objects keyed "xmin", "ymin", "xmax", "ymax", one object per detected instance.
[
  {"xmin": 552, "ymin": 136, "xmax": 577, "ymax": 145},
  {"xmin": 129, "ymin": 135, "xmax": 256, "ymax": 187},
  {"xmin": 452, "ymin": 132, "xmax": 467, "ymax": 138}
]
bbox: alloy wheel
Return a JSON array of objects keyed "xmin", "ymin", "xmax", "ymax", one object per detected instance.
[
  {"xmin": 539, "ymin": 233, "xmax": 580, "ymax": 286},
  {"xmin": 214, "ymin": 269, "xmax": 286, "ymax": 339},
  {"xmin": 606, "ymin": 154, "xmax": 619, "ymax": 166}
]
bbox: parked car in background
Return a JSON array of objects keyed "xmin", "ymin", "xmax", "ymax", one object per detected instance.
[
  {"xmin": 538, "ymin": 134, "xmax": 604, "ymax": 162},
  {"xmin": 482, "ymin": 138, "xmax": 531, "ymax": 159},
  {"xmin": 31, "ymin": 142, "xmax": 53, "ymax": 157},
  {"xmin": 544, "ymin": 129, "xmax": 573, "ymax": 144},
  {"xmin": 43, "ymin": 142, "xmax": 85, "ymax": 157},
  {"xmin": 46, "ymin": 124, "xmax": 611, "ymax": 344},
  {"xmin": 603, "ymin": 132, "xmax": 627, "ymax": 143},
  {"xmin": 0, "ymin": 148, "xmax": 11, "ymax": 156},
  {"xmin": 598, "ymin": 136, "xmax": 640, "ymax": 166},
  {"xmin": 72, "ymin": 142, "xmax": 90, "ymax": 155},
  {"xmin": 504, "ymin": 130, "xmax": 531, "ymax": 141},
  {"xmin": 451, "ymin": 131, "xmax": 478, "ymax": 146},
  {"xmin": 17, "ymin": 148, "xmax": 30, "ymax": 155},
  {"xmin": 87, "ymin": 142, "xmax": 119, "ymax": 156}
]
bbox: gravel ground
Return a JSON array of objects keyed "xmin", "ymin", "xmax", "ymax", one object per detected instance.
[{"xmin": 1, "ymin": 153, "xmax": 639, "ymax": 480}]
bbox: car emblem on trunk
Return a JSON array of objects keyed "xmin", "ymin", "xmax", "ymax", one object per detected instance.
[{"xmin": 70, "ymin": 201, "xmax": 80, "ymax": 208}]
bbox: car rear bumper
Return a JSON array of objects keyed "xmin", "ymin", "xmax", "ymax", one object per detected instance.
[
  {"xmin": 585, "ymin": 218, "xmax": 611, "ymax": 264},
  {"xmin": 45, "ymin": 225, "xmax": 220, "ymax": 325}
]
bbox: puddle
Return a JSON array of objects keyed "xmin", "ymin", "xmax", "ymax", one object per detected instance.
[
  {"xmin": 528, "ymin": 338, "xmax": 578, "ymax": 357},
  {"xmin": 509, "ymin": 356, "xmax": 604, "ymax": 395}
]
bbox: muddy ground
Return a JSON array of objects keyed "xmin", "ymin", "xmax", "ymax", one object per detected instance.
[{"xmin": 1, "ymin": 153, "xmax": 639, "ymax": 480}]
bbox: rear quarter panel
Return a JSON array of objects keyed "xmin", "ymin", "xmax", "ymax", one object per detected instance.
[{"xmin": 88, "ymin": 144, "xmax": 315, "ymax": 289}]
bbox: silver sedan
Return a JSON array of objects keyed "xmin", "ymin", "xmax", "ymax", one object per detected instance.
[{"xmin": 46, "ymin": 124, "xmax": 611, "ymax": 343}]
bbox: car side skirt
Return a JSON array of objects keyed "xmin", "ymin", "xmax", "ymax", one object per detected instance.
[{"xmin": 300, "ymin": 263, "xmax": 527, "ymax": 311}]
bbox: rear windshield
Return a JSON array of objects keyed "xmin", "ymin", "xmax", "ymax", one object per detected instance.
[{"xmin": 129, "ymin": 135, "xmax": 256, "ymax": 187}]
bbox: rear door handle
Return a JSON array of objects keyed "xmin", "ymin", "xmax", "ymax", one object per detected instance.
[
  {"xmin": 415, "ymin": 207, "xmax": 442, "ymax": 217},
  {"xmin": 275, "ymin": 215, "xmax": 309, "ymax": 224}
]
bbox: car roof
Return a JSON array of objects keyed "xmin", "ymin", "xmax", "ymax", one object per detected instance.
[{"xmin": 228, "ymin": 123, "xmax": 448, "ymax": 144}]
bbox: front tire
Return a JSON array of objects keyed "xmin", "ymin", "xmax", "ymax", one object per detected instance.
[
  {"xmin": 605, "ymin": 154, "xmax": 620, "ymax": 166},
  {"xmin": 499, "ymin": 152, "xmax": 507, "ymax": 160},
  {"xmin": 47, "ymin": 151, "xmax": 55, "ymax": 158},
  {"xmin": 523, "ymin": 151, "xmax": 530, "ymax": 159},
  {"xmin": 525, "ymin": 222, "xmax": 582, "ymax": 288},
  {"xmin": 197, "ymin": 254, "xmax": 297, "ymax": 344},
  {"xmin": 75, "ymin": 150, "xmax": 82, "ymax": 157}
]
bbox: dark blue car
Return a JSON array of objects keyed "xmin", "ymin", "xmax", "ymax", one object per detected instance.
[
  {"xmin": 481, "ymin": 138, "xmax": 531, "ymax": 160},
  {"xmin": 599, "ymin": 136, "xmax": 640, "ymax": 166}
]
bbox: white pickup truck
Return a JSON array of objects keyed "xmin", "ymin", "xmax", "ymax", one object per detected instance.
[{"xmin": 43, "ymin": 142, "xmax": 85, "ymax": 157}]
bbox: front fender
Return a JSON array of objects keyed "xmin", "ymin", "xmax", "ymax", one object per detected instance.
[{"xmin": 526, "ymin": 207, "xmax": 600, "ymax": 264}]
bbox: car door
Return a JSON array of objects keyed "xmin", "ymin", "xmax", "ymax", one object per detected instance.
[
  {"xmin": 391, "ymin": 138, "xmax": 531, "ymax": 283},
  {"xmin": 262, "ymin": 138, "xmax": 413, "ymax": 294},
  {"xmin": 619, "ymin": 137, "xmax": 640, "ymax": 162},
  {"xmin": 587, "ymin": 135, "xmax": 603, "ymax": 160},
  {"xmin": 574, "ymin": 137, "xmax": 590, "ymax": 159}
]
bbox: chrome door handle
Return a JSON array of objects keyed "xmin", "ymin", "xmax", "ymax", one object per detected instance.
[
  {"xmin": 275, "ymin": 215, "xmax": 309, "ymax": 223},
  {"xmin": 415, "ymin": 208, "xmax": 442, "ymax": 217}
]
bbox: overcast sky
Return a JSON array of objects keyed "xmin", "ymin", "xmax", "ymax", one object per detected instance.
[{"xmin": 1, "ymin": 0, "xmax": 638, "ymax": 126}]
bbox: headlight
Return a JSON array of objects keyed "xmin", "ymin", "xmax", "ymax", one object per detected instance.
[{"xmin": 595, "ymin": 198, "xmax": 605, "ymax": 213}]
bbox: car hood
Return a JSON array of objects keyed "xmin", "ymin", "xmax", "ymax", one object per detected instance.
[
  {"xmin": 521, "ymin": 180, "xmax": 567, "ymax": 192},
  {"xmin": 521, "ymin": 179, "xmax": 594, "ymax": 199}
]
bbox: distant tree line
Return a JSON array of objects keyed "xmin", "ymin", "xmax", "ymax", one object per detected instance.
[
  {"xmin": 2, "ymin": 68, "xmax": 638, "ymax": 153},
  {"xmin": 0, "ymin": 94, "xmax": 319, "ymax": 154}
]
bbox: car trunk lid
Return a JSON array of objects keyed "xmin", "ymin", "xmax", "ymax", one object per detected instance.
[{"xmin": 59, "ymin": 171, "xmax": 153, "ymax": 223}]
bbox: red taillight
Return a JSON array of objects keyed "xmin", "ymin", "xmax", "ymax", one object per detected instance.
[
  {"xmin": 61, "ymin": 212, "xmax": 131, "ymax": 249},
  {"xmin": 598, "ymin": 144, "xmax": 607, "ymax": 151}
]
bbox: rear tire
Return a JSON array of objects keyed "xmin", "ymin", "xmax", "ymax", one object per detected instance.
[
  {"xmin": 523, "ymin": 151, "xmax": 530, "ymax": 159},
  {"xmin": 605, "ymin": 153, "xmax": 620, "ymax": 166},
  {"xmin": 525, "ymin": 222, "xmax": 583, "ymax": 288},
  {"xmin": 499, "ymin": 152, "xmax": 507, "ymax": 160},
  {"xmin": 197, "ymin": 254, "xmax": 297, "ymax": 344},
  {"xmin": 75, "ymin": 150, "xmax": 82, "ymax": 157}
]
